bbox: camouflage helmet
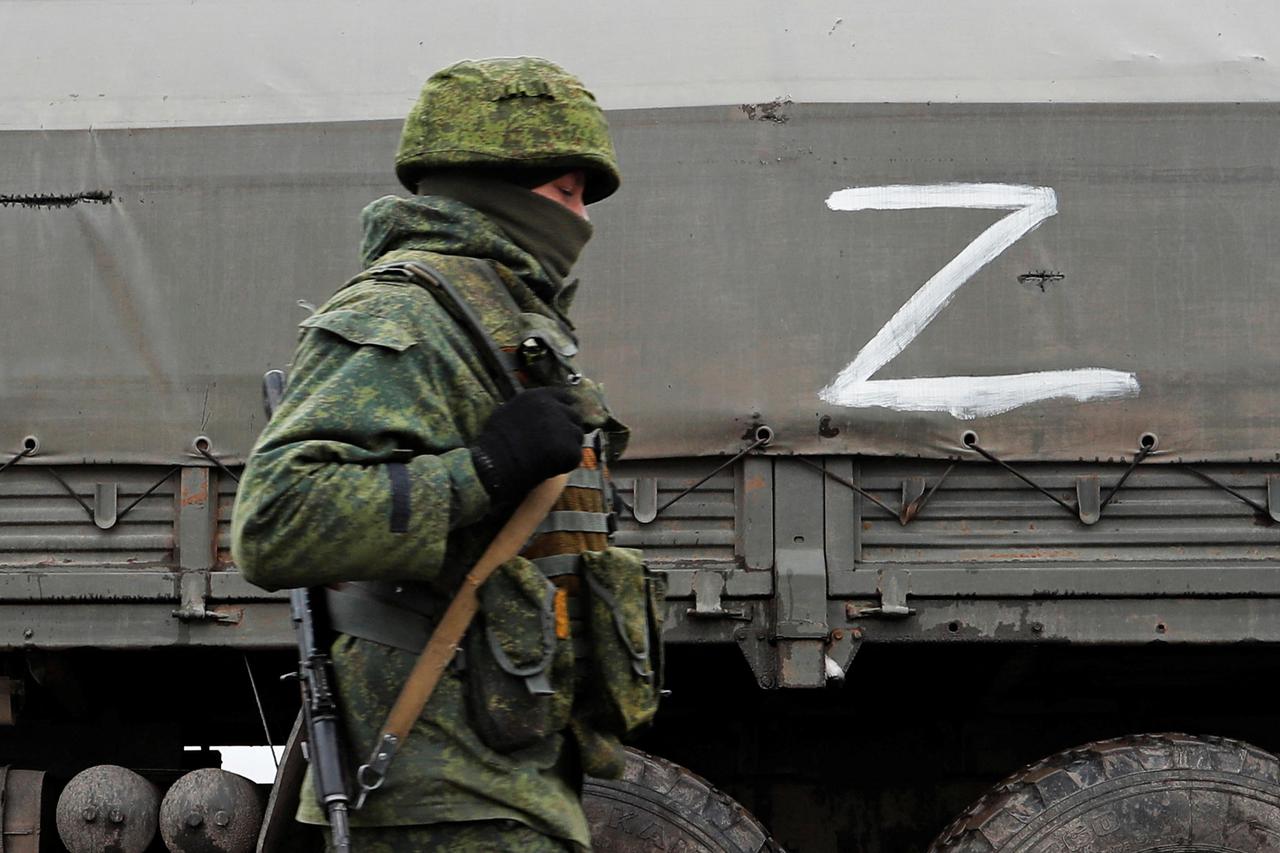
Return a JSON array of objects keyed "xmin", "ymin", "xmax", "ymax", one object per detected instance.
[{"xmin": 396, "ymin": 57, "xmax": 620, "ymax": 203}]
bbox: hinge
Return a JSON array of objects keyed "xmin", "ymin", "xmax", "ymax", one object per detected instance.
[
  {"xmin": 172, "ymin": 571, "xmax": 238, "ymax": 624},
  {"xmin": 856, "ymin": 569, "xmax": 916, "ymax": 619},
  {"xmin": 686, "ymin": 570, "xmax": 749, "ymax": 620}
]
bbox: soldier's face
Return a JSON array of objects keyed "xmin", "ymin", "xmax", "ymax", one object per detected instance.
[{"xmin": 531, "ymin": 170, "xmax": 588, "ymax": 220}]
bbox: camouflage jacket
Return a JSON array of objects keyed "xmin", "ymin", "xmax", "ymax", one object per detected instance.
[{"xmin": 230, "ymin": 195, "xmax": 630, "ymax": 848}]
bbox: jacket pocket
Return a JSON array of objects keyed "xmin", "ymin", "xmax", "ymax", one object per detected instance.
[
  {"xmin": 466, "ymin": 557, "xmax": 574, "ymax": 753},
  {"xmin": 579, "ymin": 547, "xmax": 665, "ymax": 737}
]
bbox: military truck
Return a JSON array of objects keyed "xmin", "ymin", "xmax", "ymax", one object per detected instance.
[{"xmin": 5, "ymin": 2, "xmax": 1280, "ymax": 851}]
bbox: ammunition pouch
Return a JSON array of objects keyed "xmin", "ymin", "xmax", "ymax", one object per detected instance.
[
  {"xmin": 577, "ymin": 547, "xmax": 667, "ymax": 738},
  {"xmin": 465, "ymin": 558, "xmax": 575, "ymax": 753}
]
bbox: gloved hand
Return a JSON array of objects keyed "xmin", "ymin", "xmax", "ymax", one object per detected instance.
[{"xmin": 470, "ymin": 388, "xmax": 585, "ymax": 502}]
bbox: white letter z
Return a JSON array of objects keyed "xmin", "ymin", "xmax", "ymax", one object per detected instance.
[{"xmin": 821, "ymin": 183, "xmax": 1139, "ymax": 420}]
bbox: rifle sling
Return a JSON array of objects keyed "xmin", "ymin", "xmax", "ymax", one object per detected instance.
[{"xmin": 356, "ymin": 475, "xmax": 569, "ymax": 804}]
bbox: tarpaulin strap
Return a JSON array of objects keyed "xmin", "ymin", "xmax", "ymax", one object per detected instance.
[
  {"xmin": 117, "ymin": 466, "xmax": 182, "ymax": 522},
  {"xmin": 797, "ymin": 458, "xmax": 899, "ymax": 519},
  {"xmin": 1099, "ymin": 443, "xmax": 1154, "ymax": 511},
  {"xmin": 963, "ymin": 439, "xmax": 1079, "ymax": 518},
  {"xmin": 0, "ymin": 446, "xmax": 34, "ymax": 477},
  {"xmin": 1180, "ymin": 465, "xmax": 1271, "ymax": 515},
  {"xmin": 969, "ymin": 437, "xmax": 1174, "ymax": 524},
  {"xmin": 902, "ymin": 463, "xmax": 957, "ymax": 524},
  {"xmin": 42, "ymin": 467, "xmax": 94, "ymax": 519},
  {"xmin": 196, "ymin": 443, "xmax": 240, "ymax": 483},
  {"xmin": 41, "ymin": 465, "xmax": 181, "ymax": 525},
  {"xmin": 643, "ymin": 430, "xmax": 773, "ymax": 520}
]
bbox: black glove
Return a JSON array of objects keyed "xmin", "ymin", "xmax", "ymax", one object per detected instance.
[{"xmin": 470, "ymin": 388, "xmax": 585, "ymax": 502}]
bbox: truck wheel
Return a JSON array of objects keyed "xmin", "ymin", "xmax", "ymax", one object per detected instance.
[
  {"xmin": 584, "ymin": 748, "xmax": 784, "ymax": 852},
  {"xmin": 930, "ymin": 733, "xmax": 1280, "ymax": 852}
]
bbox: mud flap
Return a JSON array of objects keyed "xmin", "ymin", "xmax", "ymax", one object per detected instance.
[{"xmin": 256, "ymin": 712, "xmax": 322, "ymax": 853}]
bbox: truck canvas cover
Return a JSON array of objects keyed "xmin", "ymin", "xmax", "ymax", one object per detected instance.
[{"xmin": 3, "ymin": 1, "xmax": 1280, "ymax": 464}]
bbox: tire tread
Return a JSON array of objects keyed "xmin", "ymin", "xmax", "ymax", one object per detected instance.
[{"xmin": 929, "ymin": 733, "xmax": 1280, "ymax": 852}]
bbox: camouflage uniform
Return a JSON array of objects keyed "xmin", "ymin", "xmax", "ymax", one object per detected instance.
[{"xmin": 232, "ymin": 59, "xmax": 657, "ymax": 852}]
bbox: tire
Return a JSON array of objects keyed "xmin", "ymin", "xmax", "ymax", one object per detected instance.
[
  {"xmin": 930, "ymin": 733, "xmax": 1280, "ymax": 852},
  {"xmin": 584, "ymin": 748, "xmax": 784, "ymax": 853}
]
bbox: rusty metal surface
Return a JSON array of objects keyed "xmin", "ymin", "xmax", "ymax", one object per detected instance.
[
  {"xmin": 0, "ymin": 602, "xmax": 291, "ymax": 650},
  {"xmin": 662, "ymin": 596, "xmax": 1280, "ymax": 647},
  {"xmin": 0, "ymin": 678, "xmax": 15, "ymax": 726},
  {"xmin": 55, "ymin": 765, "xmax": 159, "ymax": 853},
  {"xmin": 4, "ymin": 104, "xmax": 1280, "ymax": 464},
  {"xmin": 0, "ymin": 767, "xmax": 45, "ymax": 853},
  {"xmin": 159, "ymin": 769, "xmax": 263, "ymax": 853}
]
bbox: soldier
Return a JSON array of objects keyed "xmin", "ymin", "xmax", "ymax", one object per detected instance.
[{"xmin": 232, "ymin": 58, "xmax": 662, "ymax": 852}]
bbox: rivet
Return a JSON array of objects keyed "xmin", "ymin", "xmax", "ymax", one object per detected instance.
[
  {"xmin": 81, "ymin": 807, "xmax": 97, "ymax": 823},
  {"xmin": 213, "ymin": 811, "xmax": 231, "ymax": 827},
  {"xmin": 186, "ymin": 813, "xmax": 204, "ymax": 828},
  {"xmin": 22, "ymin": 628, "xmax": 33, "ymax": 639},
  {"xmin": 109, "ymin": 809, "xmax": 125, "ymax": 824},
  {"xmin": 831, "ymin": 629, "xmax": 844, "ymax": 641}
]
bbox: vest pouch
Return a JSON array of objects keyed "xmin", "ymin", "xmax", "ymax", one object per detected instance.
[
  {"xmin": 466, "ymin": 557, "xmax": 574, "ymax": 753},
  {"xmin": 578, "ymin": 547, "xmax": 666, "ymax": 737}
]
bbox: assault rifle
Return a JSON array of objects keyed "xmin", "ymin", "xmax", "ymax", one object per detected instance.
[{"xmin": 263, "ymin": 369, "xmax": 354, "ymax": 853}]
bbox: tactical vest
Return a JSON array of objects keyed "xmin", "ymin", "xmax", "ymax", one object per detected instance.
[{"xmin": 323, "ymin": 257, "xmax": 617, "ymax": 663}]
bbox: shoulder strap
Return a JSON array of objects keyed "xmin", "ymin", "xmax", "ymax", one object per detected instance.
[{"xmin": 364, "ymin": 258, "xmax": 524, "ymax": 400}]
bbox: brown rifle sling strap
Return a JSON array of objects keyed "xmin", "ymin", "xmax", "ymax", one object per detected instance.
[{"xmin": 355, "ymin": 474, "xmax": 569, "ymax": 804}]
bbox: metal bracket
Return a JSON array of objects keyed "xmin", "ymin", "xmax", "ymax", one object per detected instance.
[
  {"xmin": 1268, "ymin": 476, "xmax": 1280, "ymax": 523},
  {"xmin": 172, "ymin": 571, "xmax": 238, "ymax": 623},
  {"xmin": 1076, "ymin": 475, "xmax": 1101, "ymax": 525},
  {"xmin": 0, "ymin": 676, "xmax": 20, "ymax": 725},
  {"xmin": 93, "ymin": 482, "xmax": 119, "ymax": 530},
  {"xmin": 856, "ymin": 569, "xmax": 916, "ymax": 619},
  {"xmin": 900, "ymin": 477, "xmax": 925, "ymax": 524},
  {"xmin": 772, "ymin": 460, "xmax": 830, "ymax": 687},
  {"xmin": 686, "ymin": 570, "xmax": 748, "ymax": 620},
  {"xmin": 633, "ymin": 477, "xmax": 658, "ymax": 524},
  {"xmin": 0, "ymin": 766, "xmax": 44, "ymax": 853}
]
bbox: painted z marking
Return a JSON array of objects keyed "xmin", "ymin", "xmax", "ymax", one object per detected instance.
[{"xmin": 822, "ymin": 183, "xmax": 1139, "ymax": 419}]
